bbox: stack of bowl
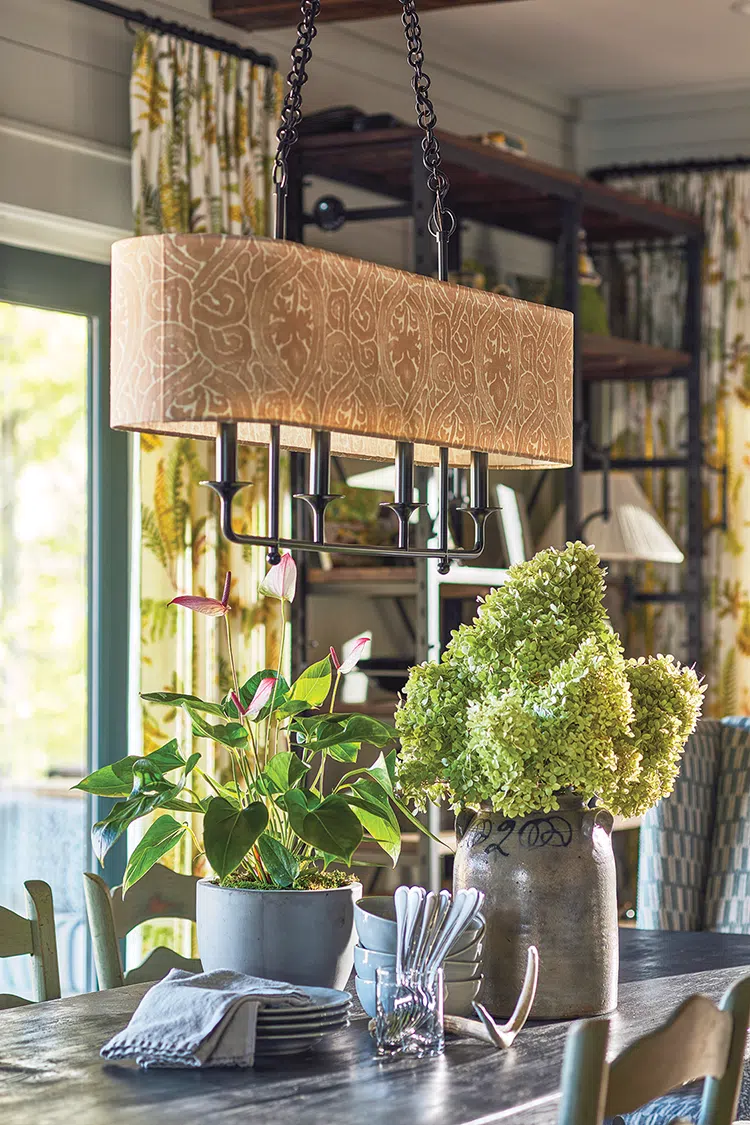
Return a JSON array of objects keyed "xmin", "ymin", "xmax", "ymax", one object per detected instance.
[{"xmin": 353, "ymin": 895, "xmax": 484, "ymax": 1018}]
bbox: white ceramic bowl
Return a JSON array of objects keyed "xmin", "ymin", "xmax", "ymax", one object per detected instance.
[
  {"xmin": 355, "ymin": 972, "xmax": 483, "ymax": 1018},
  {"xmin": 354, "ymin": 896, "xmax": 485, "ymax": 957},
  {"xmin": 353, "ymin": 943, "xmax": 482, "ymax": 983}
]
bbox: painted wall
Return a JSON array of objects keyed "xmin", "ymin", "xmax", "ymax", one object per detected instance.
[
  {"xmin": 581, "ymin": 84, "xmax": 750, "ymax": 173},
  {"xmin": 1, "ymin": 0, "xmax": 575, "ymax": 271}
]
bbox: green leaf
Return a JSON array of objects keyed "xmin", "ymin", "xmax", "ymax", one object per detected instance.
[
  {"xmin": 326, "ymin": 741, "xmax": 359, "ymax": 763},
  {"xmin": 186, "ymin": 707, "xmax": 248, "ymax": 748},
  {"xmin": 297, "ymin": 795, "xmax": 363, "ymax": 864},
  {"xmin": 330, "ymin": 715, "xmax": 399, "ymax": 746},
  {"xmin": 257, "ymin": 834, "xmax": 299, "ymax": 888},
  {"xmin": 203, "ymin": 797, "xmax": 268, "ymax": 879},
  {"xmin": 273, "ymin": 699, "xmax": 310, "ymax": 718},
  {"xmin": 259, "ymin": 751, "xmax": 310, "ymax": 794},
  {"xmin": 303, "ymin": 717, "xmax": 398, "ymax": 756},
  {"xmin": 276, "ymin": 788, "xmax": 320, "ymax": 838},
  {"xmin": 123, "ymin": 816, "xmax": 187, "ymax": 892},
  {"xmin": 129, "ymin": 757, "xmax": 170, "ymax": 797},
  {"xmin": 141, "ymin": 692, "xmax": 226, "ymax": 718},
  {"xmin": 342, "ymin": 779, "xmax": 401, "ymax": 863},
  {"xmin": 76, "ymin": 739, "xmax": 184, "ymax": 798},
  {"xmin": 289, "ymin": 656, "xmax": 332, "ymax": 707},
  {"xmin": 92, "ymin": 794, "xmax": 160, "ymax": 862}
]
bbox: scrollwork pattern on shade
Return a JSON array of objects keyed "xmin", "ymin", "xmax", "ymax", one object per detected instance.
[{"xmin": 111, "ymin": 233, "xmax": 573, "ymax": 468}]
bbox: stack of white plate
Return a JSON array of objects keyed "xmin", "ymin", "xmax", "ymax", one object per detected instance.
[
  {"xmin": 254, "ymin": 986, "xmax": 351, "ymax": 1057},
  {"xmin": 353, "ymin": 896, "xmax": 484, "ymax": 1018}
]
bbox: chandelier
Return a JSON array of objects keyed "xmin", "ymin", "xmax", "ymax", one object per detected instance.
[{"xmin": 110, "ymin": 0, "xmax": 573, "ymax": 570}]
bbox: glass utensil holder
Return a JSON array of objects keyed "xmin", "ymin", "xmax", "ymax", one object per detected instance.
[{"xmin": 373, "ymin": 967, "xmax": 444, "ymax": 1058}]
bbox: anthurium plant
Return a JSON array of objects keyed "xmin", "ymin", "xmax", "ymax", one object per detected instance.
[{"xmin": 78, "ymin": 555, "xmax": 424, "ymax": 893}]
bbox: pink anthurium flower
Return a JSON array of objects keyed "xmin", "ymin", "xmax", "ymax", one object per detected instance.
[
  {"xmin": 258, "ymin": 553, "xmax": 297, "ymax": 603},
  {"xmin": 170, "ymin": 572, "xmax": 231, "ymax": 617},
  {"xmin": 331, "ymin": 637, "xmax": 370, "ymax": 676},
  {"xmin": 234, "ymin": 676, "xmax": 277, "ymax": 719}
]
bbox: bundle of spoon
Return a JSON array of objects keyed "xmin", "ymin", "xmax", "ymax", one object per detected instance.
[{"xmin": 394, "ymin": 885, "xmax": 485, "ymax": 983}]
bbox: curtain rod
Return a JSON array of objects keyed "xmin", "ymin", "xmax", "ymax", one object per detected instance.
[
  {"xmin": 589, "ymin": 154, "xmax": 750, "ymax": 181},
  {"xmin": 68, "ymin": 0, "xmax": 277, "ymax": 69}
]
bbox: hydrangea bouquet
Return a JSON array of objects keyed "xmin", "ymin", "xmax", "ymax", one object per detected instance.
[{"xmin": 395, "ymin": 542, "xmax": 705, "ymax": 819}]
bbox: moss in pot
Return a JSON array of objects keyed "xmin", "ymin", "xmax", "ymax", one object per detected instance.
[
  {"xmin": 395, "ymin": 542, "xmax": 706, "ymax": 1017},
  {"xmin": 78, "ymin": 556, "xmax": 427, "ymax": 990}
]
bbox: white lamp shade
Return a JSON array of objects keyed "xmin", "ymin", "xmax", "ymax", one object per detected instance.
[{"xmin": 538, "ymin": 472, "xmax": 685, "ymax": 565}]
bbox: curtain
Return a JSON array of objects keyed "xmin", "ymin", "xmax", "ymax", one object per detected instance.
[
  {"xmin": 128, "ymin": 32, "xmax": 282, "ymax": 953},
  {"xmin": 604, "ymin": 170, "xmax": 750, "ymax": 717}
]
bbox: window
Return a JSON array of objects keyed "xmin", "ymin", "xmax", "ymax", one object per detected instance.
[{"xmin": 0, "ymin": 245, "xmax": 128, "ymax": 995}]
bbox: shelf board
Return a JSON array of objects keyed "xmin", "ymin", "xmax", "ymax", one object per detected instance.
[
  {"xmin": 298, "ymin": 128, "xmax": 703, "ymax": 244},
  {"xmin": 582, "ymin": 335, "xmax": 691, "ymax": 382},
  {"xmin": 307, "ymin": 568, "xmax": 416, "ymax": 598},
  {"xmin": 213, "ymin": 0, "xmax": 522, "ymax": 31},
  {"xmin": 307, "ymin": 565, "xmax": 507, "ymax": 599}
]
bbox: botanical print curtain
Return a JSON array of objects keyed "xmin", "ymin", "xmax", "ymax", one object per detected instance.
[
  {"xmin": 129, "ymin": 32, "xmax": 282, "ymax": 950},
  {"xmin": 603, "ymin": 170, "xmax": 750, "ymax": 716}
]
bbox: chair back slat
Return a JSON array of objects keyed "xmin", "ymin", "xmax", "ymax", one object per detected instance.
[
  {"xmin": 0, "ymin": 994, "xmax": 31, "ymax": 1009},
  {"xmin": 109, "ymin": 864, "xmax": 197, "ymax": 937},
  {"xmin": 0, "ymin": 881, "xmax": 60, "ymax": 1009},
  {"xmin": 604, "ymin": 995, "xmax": 732, "ymax": 1116},
  {"xmin": 124, "ymin": 947, "xmax": 201, "ymax": 986},
  {"xmin": 559, "ymin": 974, "xmax": 750, "ymax": 1125},
  {"xmin": 84, "ymin": 865, "xmax": 199, "ymax": 991},
  {"xmin": 0, "ymin": 908, "xmax": 33, "ymax": 958}
]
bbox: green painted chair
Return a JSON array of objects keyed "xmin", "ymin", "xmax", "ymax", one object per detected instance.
[
  {"xmin": 83, "ymin": 865, "xmax": 201, "ymax": 990},
  {"xmin": 0, "ymin": 881, "xmax": 61, "ymax": 1009},
  {"xmin": 557, "ymin": 974, "xmax": 750, "ymax": 1125}
]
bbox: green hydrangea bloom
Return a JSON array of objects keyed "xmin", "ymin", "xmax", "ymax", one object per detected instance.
[{"xmin": 395, "ymin": 542, "xmax": 705, "ymax": 818}]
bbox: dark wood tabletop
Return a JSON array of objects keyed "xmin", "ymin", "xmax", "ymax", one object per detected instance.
[{"xmin": 3, "ymin": 929, "xmax": 750, "ymax": 1125}]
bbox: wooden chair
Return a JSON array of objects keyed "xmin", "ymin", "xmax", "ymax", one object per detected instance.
[
  {"xmin": 83, "ymin": 865, "xmax": 201, "ymax": 990},
  {"xmin": 0, "ymin": 880, "xmax": 61, "ymax": 1009},
  {"xmin": 557, "ymin": 975, "xmax": 750, "ymax": 1125}
]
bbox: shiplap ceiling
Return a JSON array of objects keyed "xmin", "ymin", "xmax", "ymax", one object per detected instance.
[{"xmin": 281, "ymin": 0, "xmax": 750, "ymax": 97}]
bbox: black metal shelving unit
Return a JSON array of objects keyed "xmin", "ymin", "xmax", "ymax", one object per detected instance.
[{"xmin": 284, "ymin": 126, "xmax": 705, "ymax": 679}]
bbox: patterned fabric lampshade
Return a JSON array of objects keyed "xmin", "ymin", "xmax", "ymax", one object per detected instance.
[{"xmin": 111, "ymin": 233, "xmax": 573, "ymax": 470}]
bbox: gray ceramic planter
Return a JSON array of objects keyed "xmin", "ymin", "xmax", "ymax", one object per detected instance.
[
  {"xmin": 453, "ymin": 794, "xmax": 618, "ymax": 1020},
  {"xmin": 196, "ymin": 879, "xmax": 363, "ymax": 989}
]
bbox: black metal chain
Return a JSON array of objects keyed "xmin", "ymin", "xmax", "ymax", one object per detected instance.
[
  {"xmin": 399, "ymin": 0, "xmax": 456, "ymax": 266},
  {"xmin": 273, "ymin": 0, "xmax": 455, "ymax": 268},
  {"xmin": 273, "ymin": 0, "xmax": 321, "ymax": 238}
]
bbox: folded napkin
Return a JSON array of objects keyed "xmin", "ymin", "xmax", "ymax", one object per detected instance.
[{"xmin": 101, "ymin": 969, "xmax": 310, "ymax": 1069}]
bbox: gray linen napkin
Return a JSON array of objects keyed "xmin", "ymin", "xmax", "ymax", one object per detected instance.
[{"xmin": 101, "ymin": 969, "xmax": 310, "ymax": 1069}]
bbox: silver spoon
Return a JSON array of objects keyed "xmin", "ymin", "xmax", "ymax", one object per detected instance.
[{"xmin": 426, "ymin": 889, "xmax": 483, "ymax": 982}]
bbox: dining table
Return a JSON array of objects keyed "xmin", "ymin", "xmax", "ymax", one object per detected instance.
[{"xmin": 3, "ymin": 928, "xmax": 750, "ymax": 1125}]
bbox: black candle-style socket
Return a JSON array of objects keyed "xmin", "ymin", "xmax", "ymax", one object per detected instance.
[
  {"xmin": 293, "ymin": 430, "xmax": 340, "ymax": 545},
  {"xmin": 380, "ymin": 441, "xmax": 425, "ymax": 549}
]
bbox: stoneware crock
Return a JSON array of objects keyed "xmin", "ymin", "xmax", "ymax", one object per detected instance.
[
  {"xmin": 453, "ymin": 793, "xmax": 618, "ymax": 1019},
  {"xmin": 196, "ymin": 879, "xmax": 363, "ymax": 990}
]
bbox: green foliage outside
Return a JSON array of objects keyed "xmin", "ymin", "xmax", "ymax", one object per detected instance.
[
  {"xmin": 395, "ymin": 542, "xmax": 705, "ymax": 819},
  {"xmin": 0, "ymin": 302, "xmax": 88, "ymax": 781}
]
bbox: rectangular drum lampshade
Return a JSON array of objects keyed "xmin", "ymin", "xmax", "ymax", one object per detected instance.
[{"xmin": 111, "ymin": 233, "xmax": 573, "ymax": 468}]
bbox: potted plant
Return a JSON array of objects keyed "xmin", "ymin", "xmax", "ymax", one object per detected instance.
[
  {"xmin": 78, "ymin": 555, "xmax": 424, "ymax": 990},
  {"xmin": 395, "ymin": 542, "xmax": 705, "ymax": 1018}
]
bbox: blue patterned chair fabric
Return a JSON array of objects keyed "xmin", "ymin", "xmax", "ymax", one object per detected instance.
[
  {"xmin": 636, "ymin": 717, "xmax": 750, "ymax": 1123},
  {"xmin": 606, "ymin": 1092, "xmax": 701, "ymax": 1124},
  {"xmin": 637, "ymin": 717, "xmax": 750, "ymax": 932}
]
